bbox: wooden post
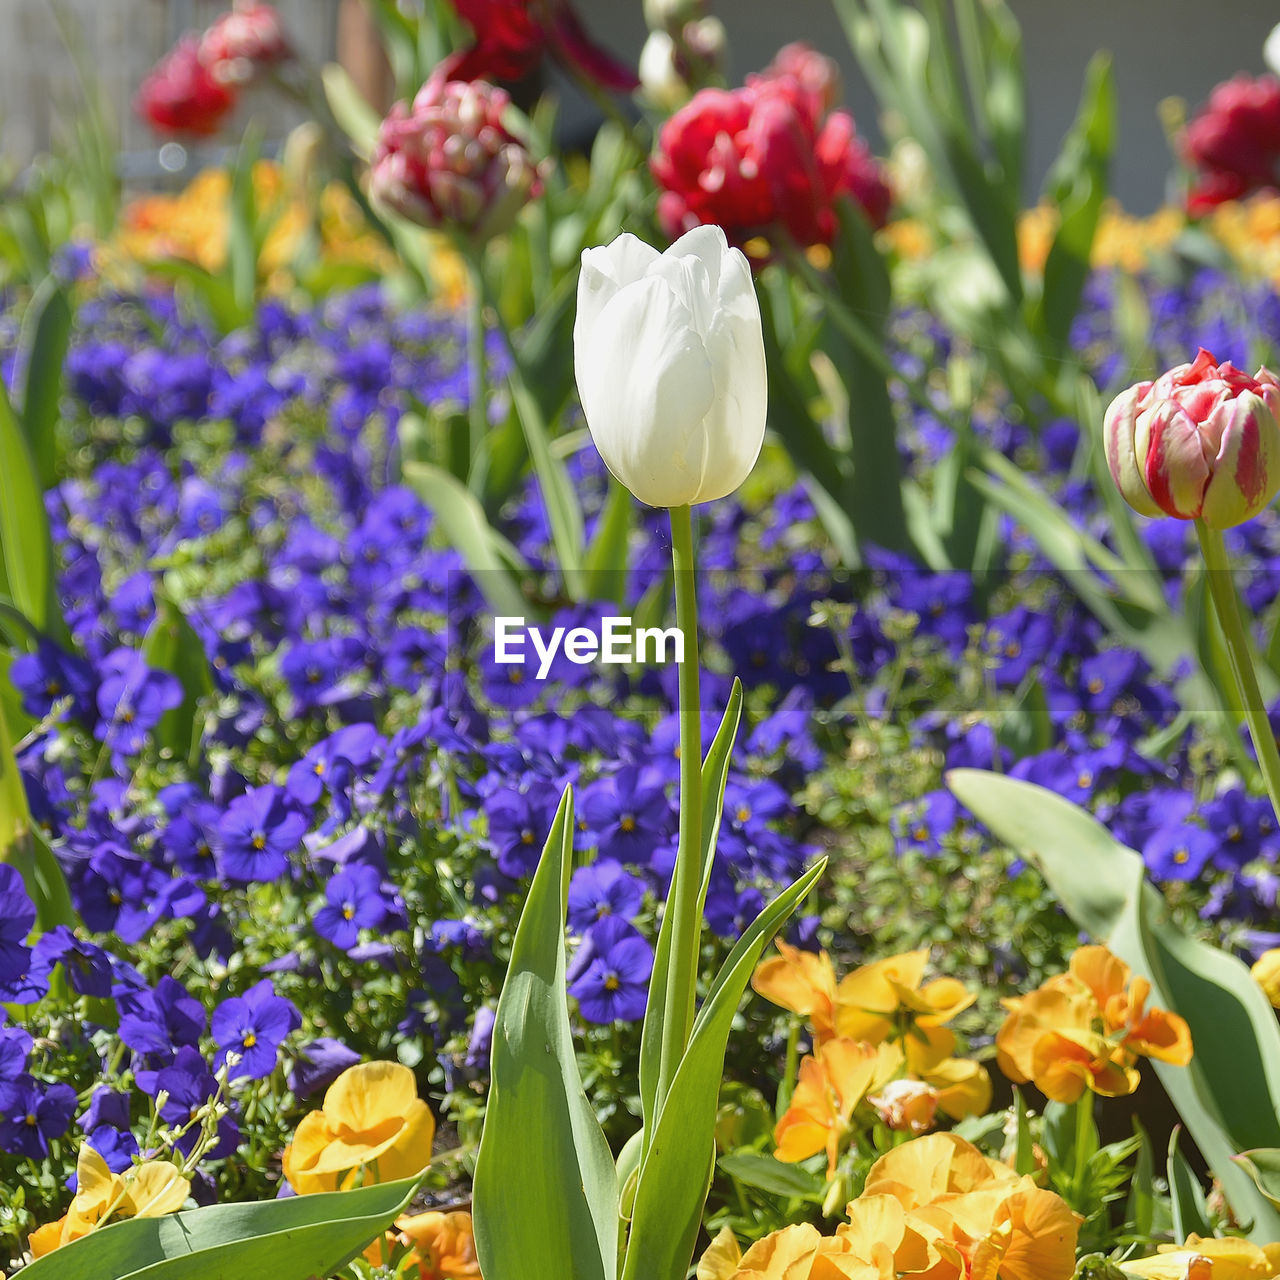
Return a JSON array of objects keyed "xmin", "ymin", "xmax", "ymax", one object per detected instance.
[{"xmin": 336, "ymin": 0, "xmax": 394, "ymax": 113}]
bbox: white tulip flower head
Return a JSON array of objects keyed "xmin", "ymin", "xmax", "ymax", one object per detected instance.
[{"xmin": 574, "ymin": 225, "xmax": 767, "ymax": 508}]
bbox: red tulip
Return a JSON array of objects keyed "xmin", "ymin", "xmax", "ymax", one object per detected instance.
[
  {"xmin": 441, "ymin": 0, "xmax": 638, "ymax": 92},
  {"xmin": 369, "ymin": 79, "xmax": 543, "ymax": 242},
  {"xmin": 201, "ymin": 2, "xmax": 291, "ymax": 86},
  {"xmin": 651, "ymin": 46, "xmax": 890, "ymax": 254},
  {"xmin": 136, "ymin": 36, "xmax": 237, "ymax": 138},
  {"xmin": 1182, "ymin": 74, "xmax": 1280, "ymax": 213}
]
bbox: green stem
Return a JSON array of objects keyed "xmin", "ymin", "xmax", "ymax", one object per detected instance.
[
  {"xmin": 464, "ymin": 254, "xmax": 488, "ymax": 482},
  {"xmin": 1073, "ymin": 1093, "xmax": 1094, "ymax": 1201},
  {"xmin": 655, "ymin": 504, "xmax": 704, "ymax": 1109},
  {"xmin": 1195, "ymin": 520, "xmax": 1280, "ymax": 822}
]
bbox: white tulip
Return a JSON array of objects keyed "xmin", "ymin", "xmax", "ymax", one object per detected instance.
[
  {"xmin": 1267, "ymin": 22, "xmax": 1280, "ymax": 78},
  {"xmin": 574, "ymin": 225, "xmax": 767, "ymax": 508}
]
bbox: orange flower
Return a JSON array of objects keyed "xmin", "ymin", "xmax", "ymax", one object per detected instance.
[
  {"xmin": 834, "ymin": 950, "xmax": 974, "ymax": 1045},
  {"xmin": 397, "ymin": 1210, "xmax": 481, "ymax": 1279},
  {"xmin": 752, "ymin": 943, "xmax": 840, "ymax": 1043},
  {"xmin": 773, "ymin": 1038, "xmax": 879, "ymax": 1175},
  {"xmin": 996, "ymin": 945, "xmax": 1190, "ymax": 1103},
  {"xmin": 282, "ymin": 1061, "xmax": 434, "ymax": 1194},
  {"xmin": 697, "ymin": 1222, "xmax": 889, "ymax": 1280}
]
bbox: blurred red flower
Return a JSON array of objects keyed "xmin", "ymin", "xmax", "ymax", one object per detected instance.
[
  {"xmin": 1183, "ymin": 74, "xmax": 1280, "ymax": 215},
  {"xmin": 441, "ymin": 0, "xmax": 638, "ymax": 92},
  {"xmin": 201, "ymin": 2, "xmax": 291, "ymax": 86},
  {"xmin": 651, "ymin": 43, "xmax": 890, "ymax": 254},
  {"xmin": 136, "ymin": 36, "xmax": 237, "ymax": 138}
]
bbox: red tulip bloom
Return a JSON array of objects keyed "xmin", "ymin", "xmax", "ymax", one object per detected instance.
[
  {"xmin": 651, "ymin": 45, "xmax": 890, "ymax": 254},
  {"xmin": 136, "ymin": 36, "xmax": 237, "ymax": 138},
  {"xmin": 441, "ymin": 0, "xmax": 638, "ymax": 92},
  {"xmin": 1182, "ymin": 74, "xmax": 1280, "ymax": 214}
]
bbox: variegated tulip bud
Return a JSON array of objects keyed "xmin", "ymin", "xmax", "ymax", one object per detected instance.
[{"xmin": 1104, "ymin": 348, "xmax": 1280, "ymax": 528}]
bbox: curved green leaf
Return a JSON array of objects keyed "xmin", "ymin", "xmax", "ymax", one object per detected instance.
[
  {"xmin": 19, "ymin": 1173, "xmax": 422, "ymax": 1280},
  {"xmin": 1235, "ymin": 1149, "xmax": 1280, "ymax": 1209},
  {"xmin": 473, "ymin": 787, "xmax": 618, "ymax": 1280},
  {"xmin": 15, "ymin": 275, "xmax": 73, "ymax": 490},
  {"xmin": 621, "ymin": 856, "xmax": 827, "ymax": 1280},
  {"xmin": 948, "ymin": 768, "xmax": 1280, "ymax": 1241}
]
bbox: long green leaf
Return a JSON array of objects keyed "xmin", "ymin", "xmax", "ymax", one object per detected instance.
[
  {"xmin": 321, "ymin": 63, "xmax": 382, "ymax": 159},
  {"xmin": 947, "ymin": 769, "xmax": 1280, "ymax": 1241},
  {"xmin": 1168, "ymin": 1127, "xmax": 1213, "ymax": 1240},
  {"xmin": 1033, "ymin": 53, "xmax": 1115, "ymax": 353},
  {"xmin": 401, "ymin": 460, "xmax": 531, "ymax": 619},
  {"xmin": 1235, "ymin": 1148, "xmax": 1280, "ymax": 1209},
  {"xmin": 621, "ymin": 857, "xmax": 827, "ymax": 1280},
  {"xmin": 18, "ymin": 1173, "xmax": 422, "ymax": 1280},
  {"xmin": 0, "ymin": 695, "xmax": 75, "ymax": 932},
  {"xmin": 140, "ymin": 591, "xmax": 214, "ymax": 766},
  {"xmin": 473, "ymin": 787, "xmax": 618, "ymax": 1280},
  {"xmin": 638, "ymin": 679, "xmax": 744, "ymax": 1144},
  {"xmin": 582, "ymin": 477, "xmax": 634, "ymax": 607},
  {"xmin": 15, "ymin": 275, "xmax": 73, "ymax": 490},
  {"xmin": 228, "ymin": 122, "xmax": 264, "ymax": 318},
  {"xmin": 0, "ymin": 379, "xmax": 65, "ymax": 644}
]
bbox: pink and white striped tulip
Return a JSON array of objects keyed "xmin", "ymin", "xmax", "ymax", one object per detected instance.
[{"xmin": 1103, "ymin": 348, "xmax": 1280, "ymax": 529}]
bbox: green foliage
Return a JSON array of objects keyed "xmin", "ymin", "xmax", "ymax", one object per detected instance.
[
  {"xmin": 18, "ymin": 1174, "xmax": 423, "ymax": 1280},
  {"xmin": 473, "ymin": 787, "xmax": 619, "ymax": 1280},
  {"xmin": 949, "ymin": 768, "xmax": 1280, "ymax": 1241}
]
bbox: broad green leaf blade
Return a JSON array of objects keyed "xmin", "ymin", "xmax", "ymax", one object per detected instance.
[
  {"xmin": 140, "ymin": 591, "xmax": 215, "ymax": 765},
  {"xmin": 1033, "ymin": 53, "xmax": 1115, "ymax": 353},
  {"xmin": 622, "ymin": 857, "xmax": 827, "ymax": 1280},
  {"xmin": 18, "ymin": 1173, "xmax": 422, "ymax": 1280},
  {"xmin": 638, "ymin": 680, "xmax": 744, "ymax": 1142},
  {"xmin": 582, "ymin": 477, "xmax": 633, "ymax": 607},
  {"xmin": 1235, "ymin": 1149, "xmax": 1280, "ymax": 1209},
  {"xmin": 321, "ymin": 63, "xmax": 382, "ymax": 159},
  {"xmin": 228, "ymin": 122, "xmax": 264, "ymax": 318},
  {"xmin": 0, "ymin": 378, "xmax": 65, "ymax": 643},
  {"xmin": 948, "ymin": 769, "xmax": 1280, "ymax": 1241},
  {"xmin": 0, "ymin": 696, "xmax": 75, "ymax": 932},
  {"xmin": 473, "ymin": 787, "xmax": 618, "ymax": 1280},
  {"xmin": 401, "ymin": 459, "xmax": 531, "ymax": 619},
  {"xmin": 717, "ymin": 1151, "xmax": 824, "ymax": 1201},
  {"xmin": 1168, "ymin": 1127, "xmax": 1213, "ymax": 1241},
  {"xmin": 15, "ymin": 275, "xmax": 73, "ymax": 490}
]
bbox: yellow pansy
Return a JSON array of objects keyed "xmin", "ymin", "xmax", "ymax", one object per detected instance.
[
  {"xmin": 283, "ymin": 1060, "xmax": 434, "ymax": 1194},
  {"xmin": 31, "ymin": 1145, "xmax": 190, "ymax": 1256},
  {"xmin": 773, "ymin": 1038, "xmax": 879, "ymax": 1174},
  {"xmin": 397, "ymin": 1209, "xmax": 481, "ymax": 1279},
  {"xmin": 752, "ymin": 943, "xmax": 840, "ymax": 1044},
  {"xmin": 1251, "ymin": 950, "xmax": 1280, "ymax": 1008},
  {"xmin": 1122, "ymin": 1234, "xmax": 1280, "ymax": 1279},
  {"xmin": 834, "ymin": 950, "xmax": 974, "ymax": 1044}
]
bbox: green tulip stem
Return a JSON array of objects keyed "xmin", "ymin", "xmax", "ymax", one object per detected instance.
[
  {"xmin": 464, "ymin": 255, "xmax": 488, "ymax": 479},
  {"xmin": 656, "ymin": 503, "xmax": 704, "ymax": 1108},
  {"xmin": 1195, "ymin": 520, "xmax": 1280, "ymax": 822}
]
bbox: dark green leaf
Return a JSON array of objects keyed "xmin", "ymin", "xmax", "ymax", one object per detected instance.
[{"xmin": 15, "ymin": 275, "xmax": 73, "ymax": 489}]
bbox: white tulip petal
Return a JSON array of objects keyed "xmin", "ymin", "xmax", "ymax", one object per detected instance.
[
  {"xmin": 577, "ymin": 275, "xmax": 716, "ymax": 507},
  {"xmin": 575, "ymin": 235, "xmax": 663, "ymax": 352}
]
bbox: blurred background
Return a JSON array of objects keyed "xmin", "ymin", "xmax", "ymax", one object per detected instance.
[{"xmin": 4, "ymin": 0, "xmax": 1278, "ymax": 208}]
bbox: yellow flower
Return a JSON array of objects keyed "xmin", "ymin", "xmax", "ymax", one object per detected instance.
[
  {"xmin": 752, "ymin": 942, "xmax": 840, "ymax": 1043},
  {"xmin": 1122, "ymin": 1234, "xmax": 1280, "ymax": 1279},
  {"xmin": 834, "ymin": 950, "xmax": 974, "ymax": 1044},
  {"xmin": 863, "ymin": 1133, "xmax": 1080, "ymax": 1280},
  {"xmin": 996, "ymin": 945, "xmax": 1191, "ymax": 1103},
  {"xmin": 397, "ymin": 1210, "xmax": 481, "ymax": 1279},
  {"xmin": 705, "ymin": 1222, "xmax": 888, "ymax": 1280},
  {"xmin": 31, "ymin": 1146, "xmax": 190, "ymax": 1256},
  {"xmin": 773, "ymin": 1038, "xmax": 879, "ymax": 1175},
  {"xmin": 1252, "ymin": 949, "xmax": 1280, "ymax": 1008},
  {"xmin": 282, "ymin": 1061, "xmax": 434, "ymax": 1194}
]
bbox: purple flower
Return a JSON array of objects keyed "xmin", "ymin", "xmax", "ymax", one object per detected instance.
[
  {"xmin": 567, "ymin": 861, "xmax": 645, "ymax": 934},
  {"xmin": 211, "ymin": 978, "xmax": 300, "ymax": 1080},
  {"xmin": 117, "ymin": 976, "xmax": 206, "ymax": 1056},
  {"xmin": 216, "ymin": 786, "xmax": 307, "ymax": 883},
  {"xmin": 137, "ymin": 1046, "xmax": 239, "ymax": 1159},
  {"xmin": 1143, "ymin": 823, "xmax": 1217, "ymax": 882},
  {"xmin": 567, "ymin": 918, "xmax": 653, "ymax": 1024},
  {"xmin": 313, "ymin": 865, "xmax": 387, "ymax": 952},
  {"xmin": 287, "ymin": 1037, "xmax": 362, "ymax": 1099},
  {"xmin": 0, "ymin": 866, "xmax": 36, "ymax": 993},
  {"xmin": 80, "ymin": 1087, "xmax": 131, "ymax": 1132},
  {"xmin": 30, "ymin": 927, "xmax": 114, "ymax": 998},
  {"xmin": 93, "ymin": 648, "xmax": 183, "ymax": 755},
  {"xmin": 466, "ymin": 1006, "xmax": 496, "ymax": 1069},
  {"xmin": 0, "ymin": 1022, "xmax": 32, "ymax": 1082},
  {"xmin": 0, "ymin": 1077, "xmax": 76, "ymax": 1157},
  {"xmin": 578, "ymin": 767, "xmax": 674, "ymax": 865},
  {"xmin": 485, "ymin": 786, "xmax": 561, "ymax": 878},
  {"xmin": 9, "ymin": 640, "xmax": 95, "ymax": 720}
]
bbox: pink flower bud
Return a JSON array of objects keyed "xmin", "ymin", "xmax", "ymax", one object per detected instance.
[
  {"xmin": 1104, "ymin": 348, "xmax": 1280, "ymax": 528},
  {"xmin": 369, "ymin": 79, "xmax": 542, "ymax": 242},
  {"xmin": 201, "ymin": 2, "xmax": 291, "ymax": 86}
]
